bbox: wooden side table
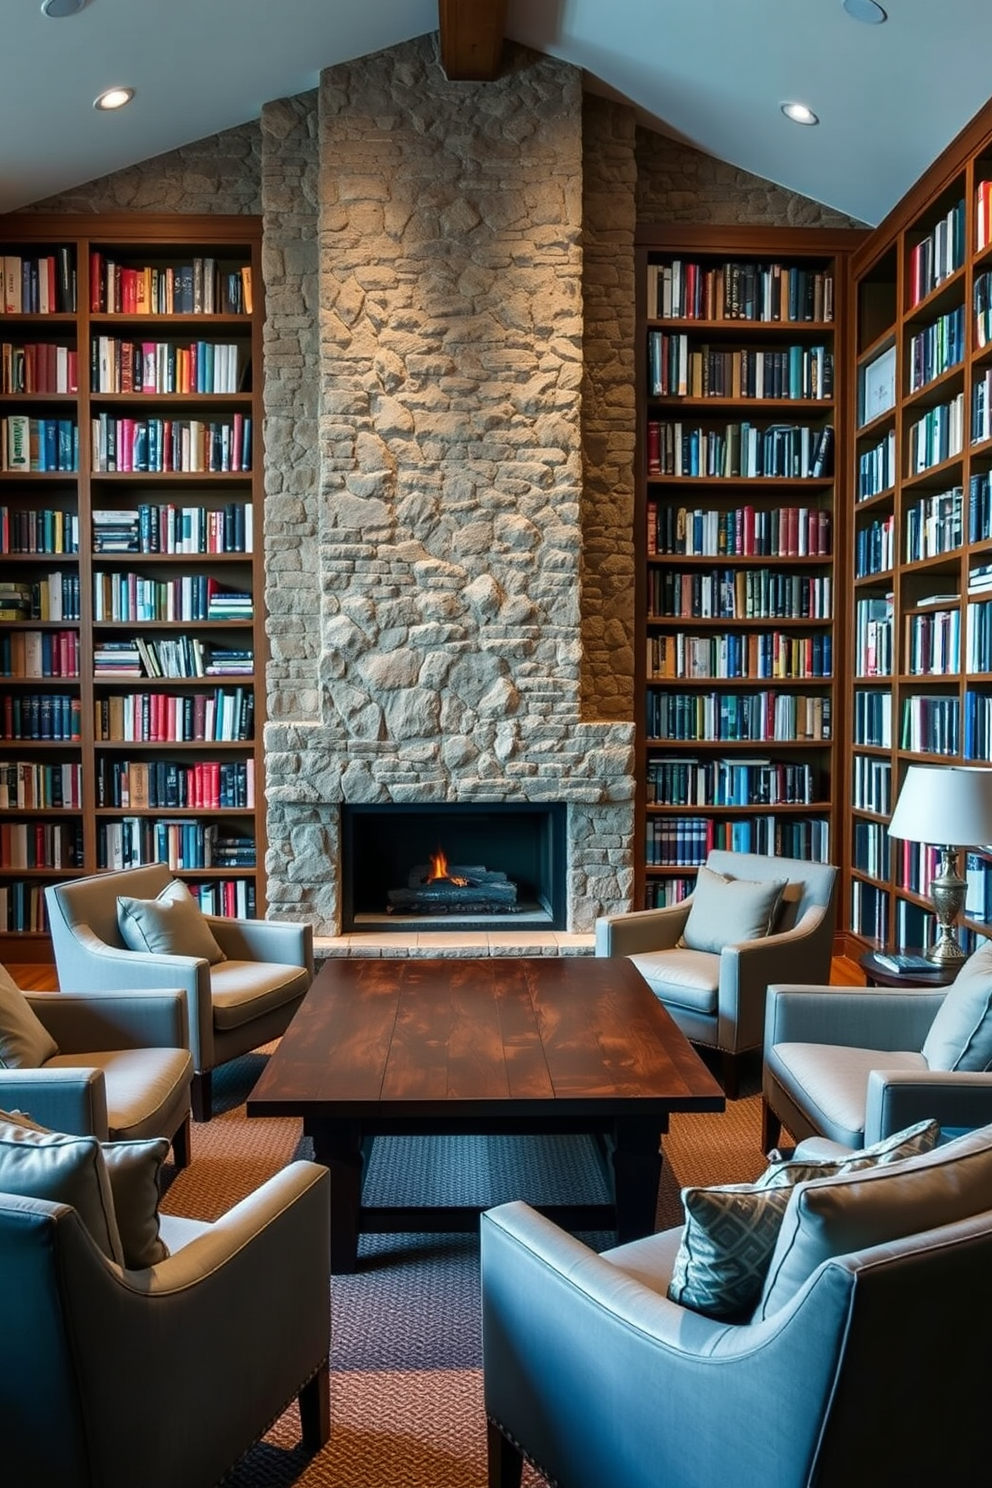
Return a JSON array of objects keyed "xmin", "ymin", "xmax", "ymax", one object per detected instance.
[{"xmin": 859, "ymin": 949, "xmax": 959, "ymax": 989}]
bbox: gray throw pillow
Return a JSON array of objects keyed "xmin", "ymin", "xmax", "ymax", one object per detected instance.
[
  {"xmin": 921, "ymin": 940, "xmax": 992, "ymax": 1071},
  {"xmin": 0, "ymin": 963, "xmax": 58, "ymax": 1069},
  {"xmin": 667, "ymin": 1118, "xmax": 941, "ymax": 1321},
  {"xmin": 0, "ymin": 1108, "xmax": 123, "ymax": 1263},
  {"xmin": 0, "ymin": 1107, "xmax": 170, "ymax": 1268},
  {"xmin": 680, "ymin": 865, "xmax": 787, "ymax": 955},
  {"xmin": 756, "ymin": 1124, "xmax": 992, "ymax": 1321},
  {"xmin": 117, "ymin": 878, "xmax": 227, "ymax": 965}
]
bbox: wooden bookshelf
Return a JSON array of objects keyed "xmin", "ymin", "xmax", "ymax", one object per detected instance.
[
  {"xmin": 848, "ymin": 101, "xmax": 992, "ymax": 956},
  {"xmin": 0, "ymin": 214, "xmax": 265, "ymax": 957},
  {"xmin": 634, "ymin": 225, "xmax": 864, "ymax": 913}
]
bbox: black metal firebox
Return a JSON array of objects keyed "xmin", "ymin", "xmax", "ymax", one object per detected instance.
[{"xmin": 340, "ymin": 802, "xmax": 567, "ymax": 933}]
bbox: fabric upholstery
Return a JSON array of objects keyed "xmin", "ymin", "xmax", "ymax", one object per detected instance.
[
  {"xmin": 117, "ymin": 878, "xmax": 227, "ymax": 964},
  {"xmin": 765, "ymin": 1040, "xmax": 927, "ymax": 1147},
  {"xmin": 209, "ymin": 960, "xmax": 311, "ymax": 1029},
  {"xmin": 629, "ymin": 948, "xmax": 719, "ymax": 1014},
  {"xmin": 0, "ymin": 1109, "xmax": 122, "ymax": 1262},
  {"xmin": 46, "ymin": 1045, "xmax": 191, "ymax": 1143},
  {"xmin": 680, "ymin": 864, "xmax": 786, "ymax": 954},
  {"xmin": 100, "ymin": 1136, "xmax": 171, "ymax": 1267},
  {"xmin": 760, "ymin": 1117, "xmax": 938, "ymax": 1187},
  {"xmin": 757, "ymin": 1124, "xmax": 992, "ymax": 1321},
  {"xmin": 0, "ymin": 964, "xmax": 59, "ymax": 1069},
  {"xmin": 921, "ymin": 941, "xmax": 992, "ymax": 1071},
  {"xmin": 667, "ymin": 1118, "xmax": 940, "ymax": 1319}
]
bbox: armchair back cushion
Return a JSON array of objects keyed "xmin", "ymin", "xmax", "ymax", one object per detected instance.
[
  {"xmin": 0, "ymin": 964, "xmax": 58, "ymax": 1069},
  {"xmin": 921, "ymin": 942, "xmax": 992, "ymax": 1071},
  {"xmin": 117, "ymin": 878, "xmax": 227, "ymax": 965},
  {"xmin": 680, "ymin": 864, "xmax": 787, "ymax": 954},
  {"xmin": 757, "ymin": 1124, "xmax": 992, "ymax": 1320}
]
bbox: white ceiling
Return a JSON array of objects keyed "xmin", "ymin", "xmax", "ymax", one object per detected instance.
[{"xmin": 2, "ymin": 0, "xmax": 992, "ymax": 226}]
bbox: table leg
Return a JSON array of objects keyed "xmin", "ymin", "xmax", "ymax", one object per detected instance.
[
  {"xmin": 611, "ymin": 1116, "xmax": 663, "ymax": 1243},
  {"xmin": 308, "ymin": 1117, "xmax": 364, "ymax": 1274}
]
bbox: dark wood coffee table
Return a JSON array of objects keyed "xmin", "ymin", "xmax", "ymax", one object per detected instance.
[{"xmin": 246, "ymin": 955, "xmax": 724, "ymax": 1272}]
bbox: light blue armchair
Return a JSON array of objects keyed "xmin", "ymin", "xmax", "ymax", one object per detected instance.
[
  {"xmin": 482, "ymin": 1133, "xmax": 992, "ymax": 1488},
  {"xmin": 45, "ymin": 864, "xmax": 313, "ymax": 1120}
]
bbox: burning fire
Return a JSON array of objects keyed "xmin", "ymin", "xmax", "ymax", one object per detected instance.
[{"xmin": 427, "ymin": 848, "xmax": 468, "ymax": 887}]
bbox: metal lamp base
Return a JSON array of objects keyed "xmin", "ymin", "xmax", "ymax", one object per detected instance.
[{"xmin": 926, "ymin": 848, "xmax": 967, "ymax": 964}]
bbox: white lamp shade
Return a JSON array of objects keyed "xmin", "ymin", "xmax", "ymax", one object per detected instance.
[{"xmin": 887, "ymin": 765, "xmax": 992, "ymax": 846}]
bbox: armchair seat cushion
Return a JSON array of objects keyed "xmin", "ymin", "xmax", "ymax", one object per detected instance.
[
  {"xmin": 209, "ymin": 960, "xmax": 310, "ymax": 1031},
  {"xmin": 599, "ymin": 1224, "xmax": 685, "ymax": 1295},
  {"xmin": 46, "ymin": 1046, "xmax": 192, "ymax": 1142},
  {"xmin": 629, "ymin": 949, "xmax": 719, "ymax": 1015},
  {"xmin": 768, "ymin": 1041, "xmax": 927, "ymax": 1147}
]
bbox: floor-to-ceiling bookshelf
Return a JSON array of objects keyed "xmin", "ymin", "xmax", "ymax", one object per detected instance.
[
  {"xmin": 849, "ymin": 102, "xmax": 992, "ymax": 953},
  {"xmin": 0, "ymin": 213, "xmax": 264, "ymax": 958},
  {"xmin": 634, "ymin": 225, "xmax": 863, "ymax": 913}
]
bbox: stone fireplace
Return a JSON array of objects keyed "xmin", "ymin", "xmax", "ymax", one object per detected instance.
[
  {"xmin": 341, "ymin": 801, "xmax": 567, "ymax": 933},
  {"xmin": 260, "ymin": 37, "xmax": 637, "ymax": 938}
]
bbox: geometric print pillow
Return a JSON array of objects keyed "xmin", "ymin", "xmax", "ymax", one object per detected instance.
[
  {"xmin": 666, "ymin": 1117, "xmax": 941, "ymax": 1321},
  {"xmin": 667, "ymin": 1181, "xmax": 792, "ymax": 1320}
]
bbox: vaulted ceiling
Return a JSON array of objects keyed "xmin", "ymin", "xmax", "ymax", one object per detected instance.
[{"xmin": 3, "ymin": 0, "xmax": 992, "ymax": 225}]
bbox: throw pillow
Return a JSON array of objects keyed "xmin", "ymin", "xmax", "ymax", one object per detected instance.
[
  {"xmin": 756, "ymin": 1123, "xmax": 992, "ymax": 1322},
  {"xmin": 117, "ymin": 878, "xmax": 227, "ymax": 965},
  {"xmin": 921, "ymin": 940, "xmax": 992, "ymax": 1071},
  {"xmin": 680, "ymin": 865, "xmax": 787, "ymax": 955},
  {"xmin": 667, "ymin": 1117, "xmax": 942, "ymax": 1321},
  {"xmin": 0, "ymin": 963, "xmax": 59, "ymax": 1069},
  {"xmin": 0, "ymin": 1108, "xmax": 170, "ymax": 1268},
  {"xmin": 0, "ymin": 1108, "xmax": 123, "ymax": 1263}
]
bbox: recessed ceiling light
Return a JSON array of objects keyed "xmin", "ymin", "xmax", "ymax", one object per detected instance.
[
  {"xmin": 842, "ymin": 0, "xmax": 887, "ymax": 22},
  {"xmin": 781, "ymin": 102, "xmax": 819, "ymax": 126},
  {"xmin": 41, "ymin": 0, "xmax": 88, "ymax": 16},
  {"xmin": 94, "ymin": 86, "xmax": 134, "ymax": 112}
]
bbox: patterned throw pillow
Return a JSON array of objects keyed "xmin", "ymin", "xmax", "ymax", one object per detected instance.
[{"xmin": 667, "ymin": 1117, "xmax": 941, "ymax": 1321}]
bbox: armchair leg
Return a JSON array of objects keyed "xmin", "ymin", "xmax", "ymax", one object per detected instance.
[
  {"xmin": 171, "ymin": 1113, "xmax": 192, "ymax": 1170},
  {"xmin": 761, "ymin": 1098, "xmax": 782, "ymax": 1154},
  {"xmin": 191, "ymin": 1070, "xmax": 213, "ymax": 1123},
  {"xmin": 299, "ymin": 1361, "xmax": 330, "ymax": 1453},
  {"xmin": 720, "ymin": 1051, "xmax": 740, "ymax": 1100},
  {"xmin": 487, "ymin": 1420, "xmax": 524, "ymax": 1488}
]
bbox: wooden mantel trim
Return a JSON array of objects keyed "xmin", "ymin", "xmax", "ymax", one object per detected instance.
[{"xmin": 439, "ymin": 0, "xmax": 508, "ymax": 81}]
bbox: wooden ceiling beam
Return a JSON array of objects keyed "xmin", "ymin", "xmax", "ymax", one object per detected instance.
[{"xmin": 438, "ymin": 0, "xmax": 508, "ymax": 81}]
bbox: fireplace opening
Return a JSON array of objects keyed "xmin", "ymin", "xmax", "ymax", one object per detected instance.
[{"xmin": 341, "ymin": 803, "xmax": 567, "ymax": 933}]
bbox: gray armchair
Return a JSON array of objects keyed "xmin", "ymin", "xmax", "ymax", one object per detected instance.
[
  {"xmin": 596, "ymin": 850, "xmax": 837, "ymax": 1096},
  {"xmin": 0, "ymin": 978, "xmax": 192, "ymax": 1168},
  {"xmin": 482, "ymin": 1142, "xmax": 992, "ymax": 1488},
  {"xmin": 1, "ymin": 1159, "xmax": 330, "ymax": 1488},
  {"xmin": 45, "ymin": 864, "xmax": 314, "ymax": 1121},
  {"xmin": 762, "ymin": 940, "xmax": 992, "ymax": 1152}
]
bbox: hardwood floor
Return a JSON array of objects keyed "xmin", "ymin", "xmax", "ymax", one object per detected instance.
[{"xmin": 5, "ymin": 954, "xmax": 868, "ymax": 996}]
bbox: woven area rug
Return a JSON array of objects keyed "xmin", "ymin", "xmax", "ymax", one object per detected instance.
[{"xmin": 160, "ymin": 1049, "xmax": 777, "ymax": 1487}]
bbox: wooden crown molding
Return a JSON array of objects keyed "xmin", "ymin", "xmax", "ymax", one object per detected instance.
[{"xmin": 439, "ymin": 0, "xmax": 507, "ymax": 81}]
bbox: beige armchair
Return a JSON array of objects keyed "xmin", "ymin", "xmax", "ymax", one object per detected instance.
[
  {"xmin": 45, "ymin": 864, "xmax": 313, "ymax": 1121},
  {"xmin": 596, "ymin": 850, "xmax": 837, "ymax": 1096},
  {"xmin": 2, "ymin": 1158, "xmax": 331, "ymax": 1488},
  {"xmin": 0, "ymin": 966, "xmax": 192, "ymax": 1168}
]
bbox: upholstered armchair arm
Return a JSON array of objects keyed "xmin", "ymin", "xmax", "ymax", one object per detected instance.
[
  {"xmin": 0, "ymin": 1066, "xmax": 109, "ymax": 1137},
  {"xmin": 719, "ymin": 906, "xmax": 832, "ymax": 1054},
  {"xmin": 865, "ymin": 1069, "xmax": 992, "ymax": 1144},
  {"xmin": 52, "ymin": 929, "xmax": 214, "ymax": 1069},
  {"xmin": 764, "ymin": 984, "xmax": 947, "ymax": 1053},
  {"xmin": 25, "ymin": 990, "xmax": 190, "ymax": 1053},
  {"xmin": 481, "ymin": 1201, "xmax": 852, "ymax": 1488},
  {"xmin": 595, "ymin": 902, "xmax": 691, "ymax": 958},
  {"xmin": 208, "ymin": 915, "xmax": 314, "ymax": 975}
]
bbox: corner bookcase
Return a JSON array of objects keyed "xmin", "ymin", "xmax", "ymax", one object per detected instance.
[
  {"xmin": 849, "ymin": 102, "xmax": 992, "ymax": 954},
  {"xmin": 634, "ymin": 225, "xmax": 863, "ymax": 914},
  {"xmin": 0, "ymin": 213, "xmax": 265, "ymax": 958}
]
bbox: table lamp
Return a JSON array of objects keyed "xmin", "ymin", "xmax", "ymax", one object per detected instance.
[{"xmin": 887, "ymin": 764, "xmax": 992, "ymax": 964}]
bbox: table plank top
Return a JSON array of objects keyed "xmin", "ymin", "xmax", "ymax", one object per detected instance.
[{"xmin": 247, "ymin": 956, "xmax": 725, "ymax": 1121}]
